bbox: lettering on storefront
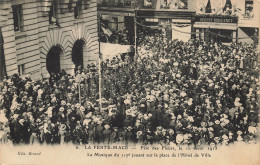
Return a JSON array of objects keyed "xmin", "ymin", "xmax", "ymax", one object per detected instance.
[
  {"xmin": 199, "ymin": 18, "xmax": 234, "ymax": 23},
  {"xmin": 195, "ymin": 15, "xmax": 238, "ymax": 23}
]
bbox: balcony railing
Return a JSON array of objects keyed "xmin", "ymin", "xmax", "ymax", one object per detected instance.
[{"xmin": 97, "ymin": 0, "xmax": 153, "ymax": 9}]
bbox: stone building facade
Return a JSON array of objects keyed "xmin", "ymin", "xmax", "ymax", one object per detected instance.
[
  {"xmin": 0, "ymin": 0, "xmax": 99, "ymax": 80},
  {"xmin": 97, "ymin": 0, "xmax": 195, "ymax": 42}
]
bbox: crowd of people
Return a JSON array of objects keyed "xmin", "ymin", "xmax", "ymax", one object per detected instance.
[
  {"xmin": 0, "ymin": 35, "xmax": 259, "ymax": 147},
  {"xmin": 100, "ymin": 27, "xmax": 133, "ymax": 45}
]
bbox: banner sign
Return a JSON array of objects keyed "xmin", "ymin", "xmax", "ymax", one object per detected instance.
[
  {"xmin": 195, "ymin": 15, "xmax": 238, "ymax": 23},
  {"xmin": 100, "ymin": 42, "xmax": 133, "ymax": 60}
]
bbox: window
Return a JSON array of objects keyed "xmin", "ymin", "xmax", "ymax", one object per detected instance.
[
  {"xmin": 144, "ymin": 18, "xmax": 159, "ymax": 26},
  {"xmin": 68, "ymin": 0, "xmax": 73, "ymax": 11},
  {"xmin": 117, "ymin": 0, "xmax": 123, "ymax": 7},
  {"xmin": 245, "ymin": 0, "xmax": 253, "ymax": 14},
  {"xmin": 12, "ymin": 5, "xmax": 23, "ymax": 31},
  {"xmin": 125, "ymin": 0, "xmax": 131, "ymax": 7},
  {"xmin": 49, "ymin": 0, "xmax": 58, "ymax": 24},
  {"xmin": 74, "ymin": 0, "xmax": 83, "ymax": 19},
  {"xmin": 18, "ymin": 64, "xmax": 25, "ymax": 76}
]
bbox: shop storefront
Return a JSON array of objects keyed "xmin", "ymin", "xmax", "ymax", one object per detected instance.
[
  {"xmin": 194, "ymin": 14, "xmax": 238, "ymax": 43},
  {"xmin": 141, "ymin": 18, "xmax": 161, "ymax": 36},
  {"xmin": 172, "ymin": 19, "xmax": 192, "ymax": 42},
  {"xmin": 138, "ymin": 9, "xmax": 195, "ymax": 40}
]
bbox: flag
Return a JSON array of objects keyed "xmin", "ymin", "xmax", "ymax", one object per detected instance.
[
  {"xmin": 223, "ymin": 0, "xmax": 232, "ymax": 12},
  {"xmin": 101, "ymin": 23, "xmax": 112, "ymax": 37},
  {"xmin": 100, "ymin": 42, "xmax": 133, "ymax": 61},
  {"xmin": 205, "ymin": 0, "xmax": 212, "ymax": 13}
]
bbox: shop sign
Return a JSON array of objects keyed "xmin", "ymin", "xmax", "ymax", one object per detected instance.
[{"xmin": 195, "ymin": 15, "xmax": 238, "ymax": 23}]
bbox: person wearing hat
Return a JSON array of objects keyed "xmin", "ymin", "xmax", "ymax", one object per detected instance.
[
  {"xmin": 125, "ymin": 126, "xmax": 135, "ymax": 145},
  {"xmin": 153, "ymin": 126, "xmax": 164, "ymax": 144},
  {"xmin": 248, "ymin": 110, "xmax": 259, "ymax": 124},
  {"xmin": 103, "ymin": 124, "xmax": 111, "ymax": 144},
  {"xmin": 95, "ymin": 121, "xmax": 104, "ymax": 144},
  {"xmin": 176, "ymin": 132, "xmax": 184, "ymax": 145},
  {"xmin": 228, "ymin": 107, "xmax": 237, "ymax": 120},
  {"xmin": 87, "ymin": 121, "xmax": 95, "ymax": 144},
  {"xmin": 123, "ymin": 115, "xmax": 133, "ymax": 128},
  {"xmin": 110, "ymin": 127, "xmax": 119, "ymax": 144},
  {"xmin": 232, "ymin": 111, "xmax": 243, "ymax": 126},
  {"xmin": 228, "ymin": 131, "xmax": 234, "ymax": 144},
  {"xmin": 15, "ymin": 118, "xmax": 30, "ymax": 144},
  {"xmin": 134, "ymin": 119, "xmax": 145, "ymax": 132},
  {"xmin": 118, "ymin": 127, "xmax": 127, "ymax": 144},
  {"xmin": 72, "ymin": 120, "xmax": 84, "ymax": 144},
  {"xmin": 248, "ymin": 122, "xmax": 257, "ymax": 136},
  {"xmin": 58, "ymin": 123, "xmax": 67, "ymax": 144},
  {"xmin": 139, "ymin": 98, "xmax": 147, "ymax": 113},
  {"xmin": 234, "ymin": 130, "xmax": 244, "ymax": 144},
  {"xmin": 213, "ymin": 137, "xmax": 221, "ymax": 145},
  {"xmin": 74, "ymin": 105, "xmax": 84, "ymax": 122},
  {"xmin": 0, "ymin": 124, "xmax": 11, "ymax": 144},
  {"xmin": 144, "ymin": 128, "xmax": 153, "ymax": 145}
]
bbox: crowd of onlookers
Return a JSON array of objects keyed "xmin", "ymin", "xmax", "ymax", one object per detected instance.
[
  {"xmin": 0, "ymin": 34, "xmax": 259, "ymax": 146},
  {"xmin": 100, "ymin": 28, "xmax": 133, "ymax": 45}
]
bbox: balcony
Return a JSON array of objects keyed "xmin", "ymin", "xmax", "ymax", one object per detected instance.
[{"xmin": 97, "ymin": 0, "xmax": 153, "ymax": 9}]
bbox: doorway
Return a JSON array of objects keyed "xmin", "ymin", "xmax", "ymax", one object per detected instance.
[
  {"xmin": 72, "ymin": 39, "xmax": 85, "ymax": 69},
  {"xmin": 46, "ymin": 46, "xmax": 63, "ymax": 74}
]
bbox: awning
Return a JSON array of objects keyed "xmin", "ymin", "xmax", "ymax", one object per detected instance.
[
  {"xmin": 172, "ymin": 24, "xmax": 191, "ymax": 42},
  {"xmin": 194, "ymin": 22, "xmax": 237, "ymax": 30},
  {"xmin": 145, "ymin": 18, "xmax": 159, "ymax": 22},
  {"xmin": 172, "ymin": 19, "xmax": 191, "ymax": 23},
  {"xmin": 100, "ymin": 42, "xmax": 133, "ymax": 60}
]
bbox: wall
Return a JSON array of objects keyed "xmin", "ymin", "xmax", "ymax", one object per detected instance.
[
  {"xmin": 37, "ymin": 0, "xmax": 99, "ymax": 78},
  {"xmin": 237, "ymin": 27, "xmax": 254, "ymax": 44},
  {"xmin": 0, "ymin": 0, "xmax": 99, "ymax": 80},
  {"xmin": 0, "ymin": 0, "xmax": 19, "ymax": 77}
]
